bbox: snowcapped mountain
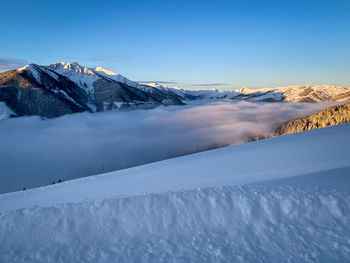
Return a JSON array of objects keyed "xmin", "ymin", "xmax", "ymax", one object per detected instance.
[
  {"xmin": 146, "ymin": 83, "xmax": 350, "ymax": 102},
  {"xmin": 0, "ymin": 62, "xmax": 349, "ymax": 119},
  {"xmin": 168, "ymin": 85, "xmax": 350, "ymax": 102},
  {"xmin": 233, "ymin": 85, "xmax": 350, "ymax": 102},
  {"xmin": 153, "ymin": 84, "xmax": 350, "ymax": 102},
  {"xmin": 0, "ymin": 62, "xmax": 184, "ymax": 118}
]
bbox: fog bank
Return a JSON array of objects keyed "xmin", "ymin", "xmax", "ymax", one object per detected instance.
[{"xmin": 0, "ymin": 101, "xmax": 339, "ymax": 193}]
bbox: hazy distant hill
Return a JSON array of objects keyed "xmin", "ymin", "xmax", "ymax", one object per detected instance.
[{"xmin": 169, "ymin": 85, "xmax": 350, "ymax": 102}]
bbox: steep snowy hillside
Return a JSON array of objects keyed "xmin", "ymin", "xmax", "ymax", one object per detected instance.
[
  {"xmin": 0, "ymin": 62, "xmax": 183, "ymax": 118},
  {"xmin": 0, "ymin": 124, "xmax": 349, "ymax": 262},
  {"xmin": 0, "ymin": 64, "xmax": 91, "ymax": 118},
  {"xmin": 92, "ymin": 65, "xmax": 185, "ymax": 103},
  {"xmin": 94, "ymin": 66, "xmax": 153, "ymax": 92}
]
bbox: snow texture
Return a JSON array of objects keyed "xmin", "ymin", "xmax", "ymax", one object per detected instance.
[
  {"xmin": 48, "ymin": 62, "xmax": 97, "ymax": 95},
  {"xmin": 0, "ymin": 124, "xmax": 350, "ymax": 262},
  {"xmin": 1, "ymin": 184, "xmax": 350, "ymax": 263},
  {"xmin": 48, "ymin": 62, "xmax": 97, "ymax": 111},
  {"xmin": 17, "ymin": 64, "xmax": 40, "ymax": 83}
]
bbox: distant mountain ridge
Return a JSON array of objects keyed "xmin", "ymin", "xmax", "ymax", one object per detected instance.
[
  {"xmin": 0, "ymin": 62, "xmax": 349, "ymax": 119},
  {"xmin": 169, "ymin": 85, "xmax": 350, "ymax": 102}
]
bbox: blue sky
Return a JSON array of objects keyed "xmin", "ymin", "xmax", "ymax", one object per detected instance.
[{"xmin": 0, "ymin": 0, "xmax": 349, "ymax": 89}]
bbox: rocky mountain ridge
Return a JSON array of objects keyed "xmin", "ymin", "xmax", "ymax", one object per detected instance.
[{"xmin": 0, "ymin": 62, "xmax": 184, "ymax": 119}]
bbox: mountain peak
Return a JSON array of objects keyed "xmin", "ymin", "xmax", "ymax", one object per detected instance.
[
  {"xmin": 17, "ymin": 63, "xmax": 38, "ymax": 72},
  {"xmin": 234, "ymin": 87, "xmax": 254, "ymax": 94},
  {"xmin": 59, "ymin": 61, "xmax": 79, "ymax": 67},
  {"xmin": 49, "ymin": 62, "xmax": 95, "ymax": 75},
  {"xmin": 94, "ymin": 66, "xmax": 118, "ymax": 76}
]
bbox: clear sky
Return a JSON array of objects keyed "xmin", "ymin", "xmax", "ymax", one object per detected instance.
[{"xmin": 0, "ymin": 0, "xmax": 349, "ymax": 90}]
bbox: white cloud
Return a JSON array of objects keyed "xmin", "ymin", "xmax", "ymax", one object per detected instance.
[{"xmin": 0, "ymin": 101, "xmax": 339, "ymax": 193}]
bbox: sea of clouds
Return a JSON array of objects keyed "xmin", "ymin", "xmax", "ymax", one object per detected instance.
[{"xmin": 0, "ymin": 101, "xmax": 340, "ymax": 193}]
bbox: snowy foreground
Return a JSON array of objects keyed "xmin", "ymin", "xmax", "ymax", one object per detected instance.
[{"xmin": 1, "ymin": 124, "xmax": 350, "ymax": 262}]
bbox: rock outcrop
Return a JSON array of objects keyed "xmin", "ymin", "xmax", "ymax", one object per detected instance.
[{"xmin": 275, "ymin": 103, "xmax": 350, "ymax": 136}]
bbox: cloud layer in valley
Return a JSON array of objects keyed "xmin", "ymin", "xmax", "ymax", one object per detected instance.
[
  {"xmin": 0, "ymin": 101, "xmax": 340, "ymax": 193},
  {"xmin": 138, "ymin": 81, "xmax": 178, "ymax": 84},
  {"xmin": 190, "ymin": 83, "xmax": 229, "ymax": 87}
]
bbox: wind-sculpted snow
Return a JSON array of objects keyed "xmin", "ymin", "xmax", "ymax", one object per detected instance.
[
  {"xmin": 1, "ymin": 183, "xmax": 350, "ymax": 263},
  {"xmin": 0, "ymin": 101, "xmax": 341, "ymax": 193},
  {"xmin": 0, "ymin": 124, "xmax": 350, "ymax": 262}
]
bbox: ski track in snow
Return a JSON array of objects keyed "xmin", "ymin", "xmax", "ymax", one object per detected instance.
[{"xmin": 0, "ymin": 124, "xmax": 350, "ymax": 262}]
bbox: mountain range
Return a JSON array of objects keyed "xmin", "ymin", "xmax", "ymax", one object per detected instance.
[{"xmin": 1, "ymin": 62, "xmax": 350, "ymax": 119}]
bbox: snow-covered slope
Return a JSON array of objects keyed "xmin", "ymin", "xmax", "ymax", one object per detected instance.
[
  {"xmin": 0, "ymin": 62, "xmax": 184, "ymax": 118},
  {"xmin": 48, "ymin": 62, "xmax": 98, "ymax": 96},
  {"xmin": 94, "ymin": 66, "xmax": 152, "ymax": 92},
  {"xmin": 0, "ymin": 124, "xmax": 350, "ymax": 262},
  {"xmin": 48, "ymin": 62, "xmax": 184, "ymax": 107},
  {"xmin": 1, "ymin": 123, "xmax": 349, "ymax": 211},
  {"xmin": 2, "ymin": 182, "xmax": 350, "ymax": 263}
]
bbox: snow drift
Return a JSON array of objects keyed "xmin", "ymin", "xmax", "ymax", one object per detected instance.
[
  {"xmin": 1, "ymin": 185, "xmax": 350, "ymax": 263},
  {"xmin": 0, "ymin": 124, "xmax": 350, "ymax": 262}
]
